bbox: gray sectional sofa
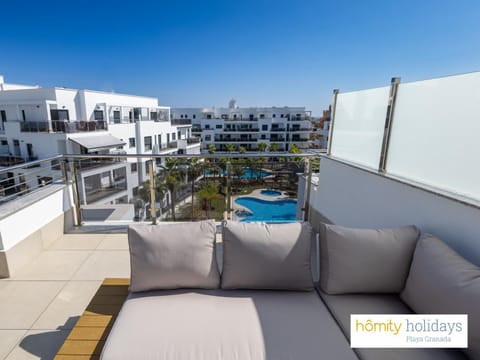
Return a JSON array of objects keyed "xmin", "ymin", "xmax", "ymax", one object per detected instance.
[{"xmin": 101, "ymin": 221, "xmax": 479, "ymax": 360}]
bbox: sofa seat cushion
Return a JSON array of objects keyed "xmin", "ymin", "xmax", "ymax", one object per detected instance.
[
  {"xmin": 101, "ymin": 290, "xmax": 358, "ymax": 360},
  {"xmin": 319, "ymin": 290, "xmax": 467, "ymax": 360}
]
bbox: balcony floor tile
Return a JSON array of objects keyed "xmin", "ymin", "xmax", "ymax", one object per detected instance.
[
  {"xmin": 11, "ymin": 250, "xmax": 92, "ymax": 281},
  {"xmin": 5, "ymin": 329, "xmax": 70, "ymax": 360},
  {"xmin": 31, "ymin": 280, "xmax": 102, "ymax": 331},
  {"xmin": 71, "ymin": 250, "xmax": 130, "ymax": 280},
  {"xmin": 0, "ymin": 330, "xmax": 27, "ymax": 359},
  {"xmin": 0, "ymin": 281, "xmax": 65, "ymax": 329}
]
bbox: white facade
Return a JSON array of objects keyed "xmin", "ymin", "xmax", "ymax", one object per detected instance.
[
  {"xmin": 0, "ymin": 75, "xmax": 200, "ymax": 206},
  {"xmin": 172, "ymin": 101, "xmax": 312, "ymax": 152}
]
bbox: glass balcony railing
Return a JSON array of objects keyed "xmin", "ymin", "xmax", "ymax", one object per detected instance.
[
  {"xmin": 19, "ymin": 120, "xmax": 107, "ymax": 133},
  {"xmin": 0, "ymin": 153, "xmax": 318, "ymax": 226}
]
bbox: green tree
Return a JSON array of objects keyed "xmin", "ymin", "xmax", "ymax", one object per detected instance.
[
  {"xmin": 268, "ymin": 143, "xmax": 278, "ymax": 152},
  {"xmin": 207, "ymin": 144, "xmax": 216, "ymax": 154},
  {"xmin": 289, "ymin": 144, "xmax": 300, "ymax": 154},
  {"xmin": 197, "ymin": 182, "xmax": 220, "ymax": 218},
  {"xmin": 159, "ymin": 158, "xmax": 184, "ymax": 221},
  {"xmin": 239, "ymin": 146, "xmax": 247, "ymax": 154},
  {"xmin": 258, "ymin": 142, "xmax": 267, "ymax": 152},
  {"xmin": 225, "ymin": 143, "xmax": 236, "ymax": 153},
  {"xmin": 187, "ymin": 158, "xmax": 202, "ymax": 220}
]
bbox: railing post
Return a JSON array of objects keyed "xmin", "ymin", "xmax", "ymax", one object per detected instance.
[
  {"xmin": 69, "ymin": 161, "xmax": 83, "ymax": 226},
  {"xmin": 149, "ymin": 160, "xmax": 157, "ymax": 224},
  {"xmin": 225, "ymin": 159, "xmax": 232, "ymax": 220},
  {"xmin": 60, "ymin": 159, "xmax": 68, "ymax": 184},
  {"xmin": 326, "ymin": 89, "xmax": 339, "ymax": 155},
  {"xmin": 379, "ymin": 77, "xmax": 401, "ymax": 172},
  {"xmin": 302, "ymin": 157, "xmax": 312, "ymax": 222}
]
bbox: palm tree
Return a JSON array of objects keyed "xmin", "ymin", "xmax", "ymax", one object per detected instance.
[
  {"xmin": 187, "ymin": 158, "xmax": 202, "ymax": 220},
  {"xmin": 207, "ymin": 144, "xmax": 216, "ymax": 154},
  {"xmin": 159, "ymin": 158, "xmax": 184, "ymax": 221},
  {"xmin": 197, "ymin": 182, "xmax": 220, "ymax": 218},
  {"xmin": 239, "ymin": 146, "xmax": 247, "ymax": 154},
  {"xmin": 225, "ymin": 143, "xmax": 235, "ymax": 153},
  {"xmin": 258, "ymin": 142, "xmax": 267, "ymax": 152},
  {"xmin": 268, "ymin": 143, "xmax": 278, "ymax": 152}
]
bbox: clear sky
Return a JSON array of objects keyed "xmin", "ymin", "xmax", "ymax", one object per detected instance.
[{"xmin": 1, "ymin": 0, "xmax": 479, "ymax": 115}]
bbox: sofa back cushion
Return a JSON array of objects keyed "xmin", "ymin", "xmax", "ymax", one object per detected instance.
[
  {"xmin": 221, "ymin": 221, "xmax": 313, "ymax": 290},
  {"xmin": 319, "ymin": 224, "xmax": 419, "ymax": 294},
  {"xmin": 128, "ymin": 221, "xmax": 220, "ymax": 292},
  {"xmin": 401, "ymin": 234, "xmax": 480, "ymax": 360}
]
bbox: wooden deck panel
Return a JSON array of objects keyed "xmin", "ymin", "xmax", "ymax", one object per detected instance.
[{"xmin": 54, "ymin": 278, "xmax": 130, "ymax": 360}]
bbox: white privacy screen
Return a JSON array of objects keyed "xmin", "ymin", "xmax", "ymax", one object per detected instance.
[
  {"xmin": 330, "ymin": 86, "xmax": 390, "ymax": 169},
  {"xmin": 387, "ymin": 72, "xmax": 480, "ymax": 200}
]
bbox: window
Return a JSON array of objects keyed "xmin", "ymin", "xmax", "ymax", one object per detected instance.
[
  {"xmin": 132, "ymin": 186, "xmax": 139, "ymax": 196},
  {"xmin": 261, "ymin": 134, "xmax": 266, "ymax": 139},
  {"xmin": 193, "ymin": 114, "xmax": 196, "ymax": 119},
  {"xmin": 205, "ymin": 124, "xmax": 210, "ymax": 129},
  {"xmin": 262, "ymin": 125, "xmax": 268, "ymax": 131},
  {"xmin": 1, "ymin": 110, "xmax": 6, "ymax": 123},
  {"xmin": 178, "ymin": 131, "xmax": 181, "ymax": 139},
  {"xmin": 249, "ymin": 114, "xmax": 254, "ymax": 120},
  {"xmin": 22, "ymin": 110, "xmax": 26, "ymax": 121},
  {"xmin": 94, "ymin": 110, "xmax": 104, "ymax": 120},
  {"xmin": 171, "ymin": 133, "xmax": 176, "ymax": 141},
  {"xmin": 144, "ymin": 136, "xmax": 152, "ymax": 151},
  {"xmin": 273, "ymin": 114, "xmax": 276, "ymax": 118},
  {"xmin": 131, "ymin": 163, "xmax": 137, "ymax": 173},
  {"xmin": 216, "ymin": 124, "xmax": 222, "ymax": 129},
  {"xmin": 205, "ymin": 135, "xmax": 211, "ymax": 141},
  {"xmin": 281, "ymin": 114, "xmax": 284, "ymax": 118},
  {"xmin": 113, "ymin": 110, "xmax": 121, "ymax": 123},
  {"xmin": 180, "ymin": 114, "xmax": 184, "ymax": 119},
  {"xmin": 259, "ymin": 114, "xmax": 265, "ymax": 119},
  {"xmin": 50, "ymin": 109, "xmax": 69, "ymax": 120},
  {"xmin": 207, "ymin": 114, "xmax": 212, "ymax": 119},
  {"xmin": 158, "ymin": 134, "xmax": 162, "ymax": 146},
  {"xmin": 150, "ymin": 112, "xmax": 158, "ymax": 121},
  {"xmin": 129, "ymin": 137, "xmax": 136, "ymax": 148},
  {"xmin": 1, "ymin": 140, "xmax": 8, "ymax": 146}
]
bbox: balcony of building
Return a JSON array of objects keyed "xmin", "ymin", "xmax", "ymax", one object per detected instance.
[
  {"xmin": 0, "ymin": 72, "xmax": 479, "ymax": 359},
  {"xmin": 171, "ymin": 118, "xmax": 192, "ymax": 126},
  {"xmin": 19, "ymin": 120, "xmax": 108, "ymax": 133}
]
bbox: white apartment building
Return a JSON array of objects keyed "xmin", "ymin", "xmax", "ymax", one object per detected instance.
[
  {"xmin": 0, "ymin": 75, "xmax": 200, "ymax": 206},
  {"xmin": 172, "ymin": 100, "xmax": 312, "ymax": 152}
]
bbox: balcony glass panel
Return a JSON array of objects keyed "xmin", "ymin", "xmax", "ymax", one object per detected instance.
[{"xmin": 330, "ymin": 86, "xmax": 390, "ymax": 169}]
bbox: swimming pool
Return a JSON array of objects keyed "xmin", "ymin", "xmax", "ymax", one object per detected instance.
[
  {"xmin": 260, "ymin": 189, "xmax": 282, "ymax": 197},
  {"xmin": 234, "ymin": 197, "xmax": 297, "ymax": 223},
  {"xmin": 206, "ymin": 167, "xmax": 269, "ymax": 179}
]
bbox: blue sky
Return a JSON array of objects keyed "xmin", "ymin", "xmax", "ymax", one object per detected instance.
[{"xmin": 1, "ymin": 0, "xmax": 479, "ymax": 115}]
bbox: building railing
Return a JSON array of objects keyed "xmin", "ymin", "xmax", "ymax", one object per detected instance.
[
  {"xmin": 171, "ymin": 119, "xmax": 192, "ymax": 125},
  {"xmin": 19, "ymin": 120, "xmax": 107, "ymax": 133},
  {"xmin": 0, "ymin": 153, "xmax": 317, "ymax": 226},
  {"xmin": 187, "ymin": 137, "xmax": 201, "ymax": 144}
]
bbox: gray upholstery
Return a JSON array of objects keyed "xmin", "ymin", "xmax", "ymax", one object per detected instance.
[
  {"xmin": 319, "ymin": 224, "xmax": 419, "ymax": 294},
  {"xmin": 101, "ymin": 290, "xmax": 358, "ymax": 360},
  {"xmin": 221, "ymin": 221, "xmax": 313, "ymax": 290},
  {"xmin": 401, "ymin": 235, "xmax": 480, "ymax": 360},
  {"xmin": 128, "ymin": 221, "xmax": 220, "ymax": 292},
  {"xmin": 319, "ymin": 290, "xmax": 466, "ymax": 360}
]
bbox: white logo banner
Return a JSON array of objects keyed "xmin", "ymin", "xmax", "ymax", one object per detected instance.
[{"xmin": 350, "ymin": 314, "xmax": 468, "ymax": 348}]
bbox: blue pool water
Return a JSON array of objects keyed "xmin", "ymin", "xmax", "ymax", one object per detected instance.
[
  {"xmin": 234, "ymin": 197, "xmax": 297, "ymax": 223},
  {"xmin": 207, "ymin": 167, "xmax": 269, "ymax": 179},
  {"xmin": 260, "ymin": 189, "xmax": 282, "ymax": 197}
]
